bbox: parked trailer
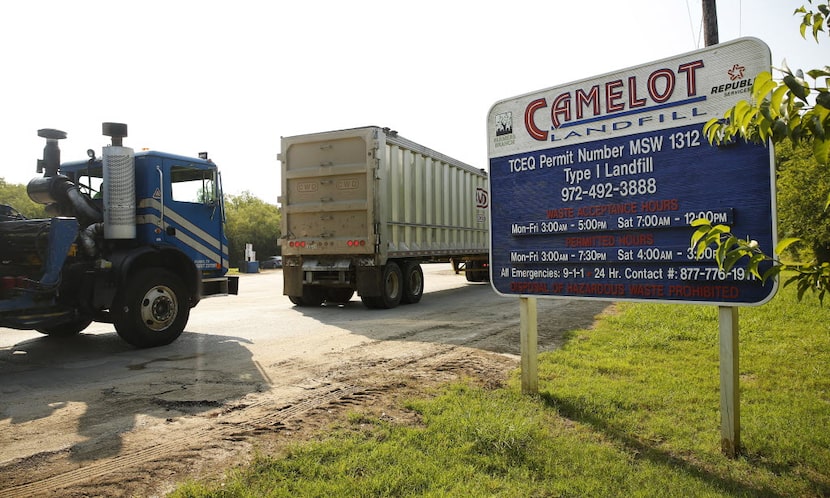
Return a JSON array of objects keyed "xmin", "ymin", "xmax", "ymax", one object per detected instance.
[{"xmin": 278, "ymin": 126, "xmax": 489, "ymax": 309}]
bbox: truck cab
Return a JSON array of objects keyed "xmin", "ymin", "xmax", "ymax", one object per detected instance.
[
  {"xmin": 0, "ymin": 123, "xmax": 238, "ymax": 348},
  {"xmin": 62, "ymin": 150, "xmax": 233, "ymax": 297}
]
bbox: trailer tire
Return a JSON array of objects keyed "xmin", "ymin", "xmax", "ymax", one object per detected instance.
[
  {"xmin": 465, "ymin": 260, "xmax": 488, "ymax": 282},
  {"xmin": 288, "ymin": 295, "xmax": 305, "ymax": 306},
  {"xmin": 36, "ymin": 317, "xmax": 92, "ymax": 337},
  {"xmin": 289, "ymin": 286, "xmax": 325, "ymax": 307},
  {"xmin": 361, "ymin": 262, "xmax": 402, "ymax": 309},
  {"xmin": 325, "ymin": 288, "xmax": 355, "ymax": 304},
  {"xmin": 113, "ymin": 268, "xmax": 189, "ymax": 348},
  {"xmin": 401, "ymin": 262, "xmax": 424, "ymax": 304}
]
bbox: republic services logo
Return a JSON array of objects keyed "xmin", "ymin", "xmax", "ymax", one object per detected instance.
[
  {"xmin": 727, "ymin": 64, "xmax": 745, "ymax": 81},
  {"xmin": 711, "ymin": 63, "xmax": 753, "ymax": 97}
]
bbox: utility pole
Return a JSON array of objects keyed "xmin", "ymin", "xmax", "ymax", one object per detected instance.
[
  {"xmin": 702, "ymin": 0, "xmax": 741, "ymax": 460},
  {"xmin": 702, "ymin": 0, "xmax": 719, "ymax": 46}
]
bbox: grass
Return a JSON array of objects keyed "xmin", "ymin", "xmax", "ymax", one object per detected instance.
[{"xmin": 171, "ymin": 279, "xmax": 830, "ymax": 497}]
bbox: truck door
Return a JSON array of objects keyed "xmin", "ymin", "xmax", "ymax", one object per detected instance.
[{"xmin": 160, "ymin": 160, "xmax": 229, "ymax": 278}]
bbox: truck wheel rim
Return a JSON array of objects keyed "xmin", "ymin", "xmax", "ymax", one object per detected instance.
[
  {"xmin": 408, "ymin": 271, "xmax": 423, "ymax": 295},
  {"xmin": 140, "ymin": 285, "xmax": 177, "ymax": 331},
  {"xmin": 386, "ymin": 272, "xmax": 400, "ymax": 299}
]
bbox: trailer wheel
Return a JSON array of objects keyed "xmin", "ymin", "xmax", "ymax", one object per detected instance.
[
  {"xmin": 361, "ymin": 262, "xmax": 402, "ymax": 309},
  {"xmin": 288, "ymin": 295, "xmax": 305, "ymax": 306},
  {"xmin": 113, "ymin": 269, "xmax": 189, "ymax": 348},
  {"xmin": 465, "ymin": 260, "xmax": 489, "ymax": 282},
  {"xmin": 325, "ymin": 288, "xmax": 355, "ymax": 304},
  {"xmin": 401, "ymin": 262, "xmax": 424, "ymax": 304},
  {"xmin": 289, "ymin": 286, "xmax": 324, "ymax": 307},
  {"xmin": 36, "ymin": 317, "xmax": 92, "ymax": 337}
]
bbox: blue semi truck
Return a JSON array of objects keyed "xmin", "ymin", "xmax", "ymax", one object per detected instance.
[{"xmin": 0, "ymin": 123, "xmax": 238, "ymax": 348}]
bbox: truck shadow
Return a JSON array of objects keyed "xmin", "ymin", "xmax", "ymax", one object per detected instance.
[
  {"xmin": 291, "ymin": 282, "xmax": 613, "ymax": 356},
  {"xmin": 0, "ymin": 329, "xmax": 266, "ymax": 464}
]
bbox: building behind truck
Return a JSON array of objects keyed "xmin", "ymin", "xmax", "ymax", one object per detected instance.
[
  {"xmin": 279, "ymin": 126, "xmax": 489, "ymax": 309},
  {"xmin": 0, "ymin": 123, "xmax": 238, "ymax": 348}
]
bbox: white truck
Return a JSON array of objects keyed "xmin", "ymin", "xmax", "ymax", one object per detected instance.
[{"xmin": 278, "ymin": 126, "xmax": 489, "ymax": 309}]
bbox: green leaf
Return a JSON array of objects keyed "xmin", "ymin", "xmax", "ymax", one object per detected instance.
[
  {"xmin": 748, "ymin": 253, "xmax": 767, "ymax": 279},
  {"xmin": 797, "ymin": 277, "xmax": 811, "ymax": 301},
  {"xmin": 775, "ymin": 237, "xmax": 801, "ymax": 255},
  {"xmin": 772, "ymin": 119, "xmax": 790, "ymax": 141},
  {"xmin": 783, "ymin": 273, "xmax": 801, "ymax": 288},
  {"xmin": 814, "ymin": 138, "xmax": 830, "ymax": 165},
  {"xmin": 717, "ymin": 235, "xmax": 737, "ymax": 266},
  {"xmin": 751, "ymin": 72, "xmax": 776, "ymax": 102},
  {"xmin": 807, "ymin": 114, "xmax": 826, "ymax": 140},
  {"xmin": 770, "ymin": 84, "xmax": 789, "ymax": 117},
  {"xmin": 703, "ymin": 118, "xmax": 723, "ymax": 144},
  {"xmin": 783, "ymin": 74, "xmax": 810, "ymax": 101},
  {"xmin": 690, "ymin": 225, "xmax": 710, "ymax": 250},
  {"xmin": 817, "ymin": 91, "xmax": 830, "ymax": 110},
  {"xmin": 813, "ymin": 13, "xmax": 825, "ymax": 39},
  {"xmin": 761, "ymin": 265, "xmax": 782, "ymax": 283},
  {"xmin": 808, "ymin": 68, "xmax": 830, "ymax": 79},
  {"xmin": 722, "ymin": 250, "xmax": 745, "ymax": 272}
]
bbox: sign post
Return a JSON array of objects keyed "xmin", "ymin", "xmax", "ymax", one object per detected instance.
[
  {"xmin": 519, "ymin": 296, "xmax": 538, "ymax": 394},
  {"xmin": 488, "ymin": 38, "xmax": 776, "ymax": 455},
  {"xmin": 719, "ymin": 306, "xmax": 740, "ymax": 456}
]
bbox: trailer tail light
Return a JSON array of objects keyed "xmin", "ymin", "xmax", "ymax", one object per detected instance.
[
  {"xmin": 289, "ymin": 240, "xmax": 365, "ymax": 249},
  {"xmin": 1, "ymin": 276, "xmax": 28, "ymax": 296},
  {"xmin": 1, "ymin": 276, "xmax": 16, "ymax": 291}
]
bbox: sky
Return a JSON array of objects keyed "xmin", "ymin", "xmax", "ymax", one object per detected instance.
[{"xmin": 0, "ymin": 0, "xmax": 825, "ymax": 206}]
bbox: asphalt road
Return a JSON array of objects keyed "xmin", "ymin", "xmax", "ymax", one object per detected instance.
[{"xmin": 0, "ymin": 264, "xmax": 610, "ymax": 497}]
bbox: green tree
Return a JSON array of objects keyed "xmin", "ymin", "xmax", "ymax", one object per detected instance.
[
  {"xmin": 776, "ymin": 140, "xmax": 830, "ymax": 261},
  {"xmin": 693, "ymin": 0, "xmax": 830, "ymax": 302},
  {"xmin": 224, "ymin": 191, "xmax": 281, "ymax": 268},
  {"xmin": 0, "ymin": 178, "xmax": 46, "ymax": 218}
]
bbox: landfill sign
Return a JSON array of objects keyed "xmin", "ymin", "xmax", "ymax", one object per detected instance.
[{"xmin": 487, "ymin": 37, "xmax": 777, "ymax": 305}]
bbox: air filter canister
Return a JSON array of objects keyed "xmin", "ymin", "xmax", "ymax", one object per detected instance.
[{"xmin": 103, "ymin": 145, "xmax": 136, "ymax": 239}]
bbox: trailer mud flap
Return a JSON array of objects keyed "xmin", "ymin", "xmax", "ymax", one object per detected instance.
[
  {"xmin": 356, "ymin": 266, "xmax": 382, "ymax": 297},
  {"xmin": 283, "ymin": 266, "xmax": 303, "ymax": 295}
]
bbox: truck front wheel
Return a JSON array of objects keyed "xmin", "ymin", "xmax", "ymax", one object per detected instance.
[{"xmin": 113, "ymin": 269, "xmax": 189, "ymax": 348}]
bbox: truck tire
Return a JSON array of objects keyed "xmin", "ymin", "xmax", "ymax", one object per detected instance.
[
  {"xmin": 401, "ymin": 262, "xmax": 424, "ymax": 304},
  {"xmin": 36, "ymin": 317, "xmax": 92, "ymax": 337},
  {"xmin": 113, "ymin": 268, "xmax": 189, "ymax": 348},
  {"xmin": 289, "ymin": 286, "xmax": 325, "ymax": 307},
  {"xmin": 361, "ymin": 262, "xmax": 402, "ymax": 309},
  {"xmin": 325, "ymin": 288, "xmax": 355, "ymax": 304},
  {"xmin": 288, "ymin": 295, "xmax": 305, "ymax": 306},
  {"xmin": 465, "ymin": 260, "xmax": 488, "ymax": 282}
]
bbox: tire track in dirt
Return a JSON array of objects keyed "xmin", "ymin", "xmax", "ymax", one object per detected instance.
[
  {"xmin": 0, "ymin": 381, "xmax": 368, "ymax": 497},
  {"xmin": 0, "ymin": 342, "xmax": 502, "ymax": 497}
]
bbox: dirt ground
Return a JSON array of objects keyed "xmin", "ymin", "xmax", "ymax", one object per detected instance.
[{"xmin": 0, "ymin": 267, "xmax": 611, "ymax": 497}]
